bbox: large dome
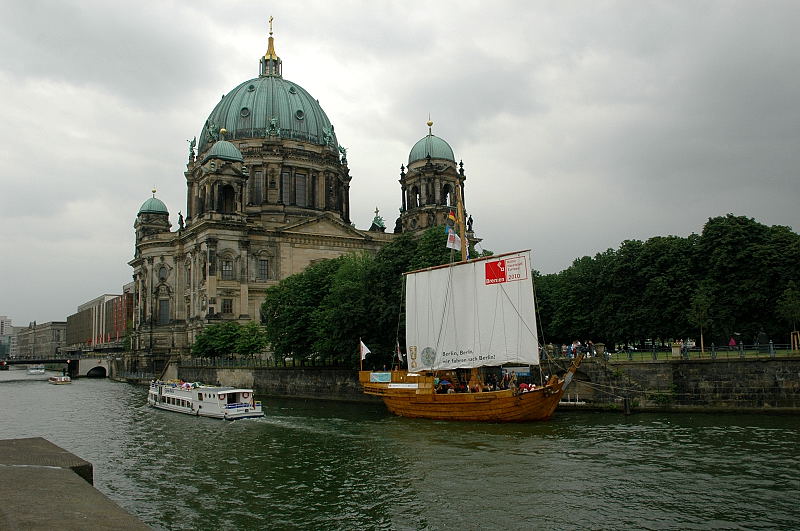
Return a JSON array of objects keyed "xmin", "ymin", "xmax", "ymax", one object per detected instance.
[
  {"xmin": 197, "ymin": 75, "xmax": 338, "ymax": 154},
  {"xmin": 408, "ymin": 133, "xmax": 455, "ymax": 165}
]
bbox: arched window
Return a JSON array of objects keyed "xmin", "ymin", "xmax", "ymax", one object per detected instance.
[
  {"xmin": 411, "ymin": 186, "xmax": 420, "ymax": 208},
  {"xmin": 441, "ymin": 184, "xmax": 453, "ymax": 206},
  {"xmin": 220, "ymin": 184, "xmax": 236, "ymax": 213}
]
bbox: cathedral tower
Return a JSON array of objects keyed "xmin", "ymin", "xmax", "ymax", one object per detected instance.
[{"xmin": 397, "ymin": 121, "xmax": 468, "ymax": 233}]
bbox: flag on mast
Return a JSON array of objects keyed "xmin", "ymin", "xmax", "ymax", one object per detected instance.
[
  {"xmin": 395, "ymin": 340, "xmax": 404, "ymax": 363},
  {"xmin": 444, "ymin": 210, "xmax": 457, "ymax": 234},
  {"xmin": 446, "ymin": 228, "xmax": 461, "ymax": 251},
  {"xmin": 359, "ymin": 340, "xmax": 371, "ymax": 361}
]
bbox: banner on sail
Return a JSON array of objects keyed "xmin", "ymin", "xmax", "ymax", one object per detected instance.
[{"xmin": 405, "ymin": 250, "xmax": 539, "ymax": 372}]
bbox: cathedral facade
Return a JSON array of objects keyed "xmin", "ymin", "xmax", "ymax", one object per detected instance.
[{"xmin": 129, "ymin": 28, "xmax": 472, "ymax": 361}]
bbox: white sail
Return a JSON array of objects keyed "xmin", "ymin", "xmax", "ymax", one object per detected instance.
[{"xmin": 405, "ymin": 250, "xmax": 539, "ymax": 372}]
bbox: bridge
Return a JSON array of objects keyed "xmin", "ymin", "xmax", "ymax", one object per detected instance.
[{"xmin": 0, "ymin": 355, "xmax": 110, "ymax": 378}]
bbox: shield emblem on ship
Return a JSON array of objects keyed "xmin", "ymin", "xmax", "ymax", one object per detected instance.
[{"xmin": 421, "ymin": 347, "xmax": 437, "ymax": 367}]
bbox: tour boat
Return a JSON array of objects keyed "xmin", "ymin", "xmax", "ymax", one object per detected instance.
[
  {"xmin": 48, "ymin": 375, "xmax": 71, "ymax": 384},
  {"xmin": 27, "ymin": 365, "xmax": 46, "ymax": 375},
  {"xmin": 147, "ymin": 380, "xmax": 264, "ymax": 420}
]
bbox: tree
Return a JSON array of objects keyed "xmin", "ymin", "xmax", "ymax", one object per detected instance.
[
  {"xmin": 235, "ymin": 321, "xmax": 268, "ymax": 357},
  {"xmin": 260, "ymin": 258, "xmax": 341, "ymax": 362},
  {"xmin": 259, "ymin": 226, "xmax": 456, "ymax": 368},
  {"xmin": 311, "ymin": 252, "xmax": 373, "ymax": 365},
  {"xmin": 689, "ymin": 286, "xmax": 713, "ymax": 353},
  {"xmin": 777, "ymin": 280, "xmax": 800, "ymax": 332},
  {"xmin": 192, "ymin": 321, "xmax": 242, "ymax": 358}
]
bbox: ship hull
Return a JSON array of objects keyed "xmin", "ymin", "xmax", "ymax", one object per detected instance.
[{"xmin": 360, "ymin": 371, "xmax": 574, "ymax": 422}]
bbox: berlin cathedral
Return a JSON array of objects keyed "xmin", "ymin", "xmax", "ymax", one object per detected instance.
[{"xmin": 129, "ymin": 26, "xmax": 475, "ymax": 360}]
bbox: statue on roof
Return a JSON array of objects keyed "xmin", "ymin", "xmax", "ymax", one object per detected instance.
[
  {"xmin": 205, "ymin": 120, "xmax": 219, "ymax": 142},
  {"xmin": 322, "ymin": 125, "xmax": 335, "ymax": 147},
  {"xmin": 267, "ymin": 117, "xmax": 280, "ymax": 137}
]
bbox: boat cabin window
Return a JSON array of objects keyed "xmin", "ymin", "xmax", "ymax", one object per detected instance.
[{"xmin": 197, "ymin": 393, "xmax": 203, "ymax": 401}]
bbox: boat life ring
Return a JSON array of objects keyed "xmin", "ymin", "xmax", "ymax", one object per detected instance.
[
  {"xmin": 242, "ymin": 392, "xmax": 249, "ymax": 398},
  {"xmin": 218, "ymin": 394, "xmax": 225, "ymax": 400}
]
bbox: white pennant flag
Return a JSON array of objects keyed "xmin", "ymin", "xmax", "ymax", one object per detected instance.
[{"xmin": 359, "ymin": 340, "xmax": 371, "ymax": 361}]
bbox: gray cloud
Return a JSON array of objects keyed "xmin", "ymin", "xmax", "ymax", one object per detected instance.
[{"xmin": 1, "ymin": 1, "xmax": 798, "ymax": 325}]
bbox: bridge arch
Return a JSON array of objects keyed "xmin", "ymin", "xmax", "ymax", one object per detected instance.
[{"xmin": 85, "ymin": 366, "xmax": 107, "ymax": 378}]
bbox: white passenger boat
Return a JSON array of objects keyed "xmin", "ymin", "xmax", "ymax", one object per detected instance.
[
  {"xmin": 27, "ymin": 365, "xmax": 46, "ymax": 375},
  {"xmin": 48, "ymin": 375, "xmax": 71, "ymax": 384},
  {"xmin": 147, "ymin": 380, "xmax": 264, "ymax": 420}
]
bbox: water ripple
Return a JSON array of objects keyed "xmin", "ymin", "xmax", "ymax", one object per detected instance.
[{"xmin": 1, "ymin": 373, "xmax": 798, "ymax": 530}]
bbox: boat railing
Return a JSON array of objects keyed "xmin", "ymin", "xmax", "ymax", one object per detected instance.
[{"xmin": 224, "ymin": 402, "xmax": 260, "ymax": 410}]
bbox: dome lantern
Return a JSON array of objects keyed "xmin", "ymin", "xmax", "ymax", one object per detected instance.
[{"xmin": 259, "ymin": 16, "xmax": 282, "ymax": 78}]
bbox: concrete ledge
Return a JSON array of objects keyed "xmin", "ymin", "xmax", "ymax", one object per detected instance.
[
  {"xmin": 0, "ymin": 437, "xmax": 93, "ymax": 484},
  {"xmin": 0, "ymin": 438, "xmax": 150, "ymax": 530}
]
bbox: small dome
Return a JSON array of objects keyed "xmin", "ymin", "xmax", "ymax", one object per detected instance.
[
  {"xmin": 202, "ymin": 139, "xmax": 244, "ymax": 163},
  {"xmin": 138, "ymin": 197, "xmax": 169, "ymax": 215},
  {"xmin": 408, "ymin": 133, "xmax": 455, "ymax": 165}
]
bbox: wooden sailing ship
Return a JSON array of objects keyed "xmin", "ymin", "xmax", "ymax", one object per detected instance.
[{"xmin": 360, "ymin": 189, "xmax": 582, "ymax": 422}]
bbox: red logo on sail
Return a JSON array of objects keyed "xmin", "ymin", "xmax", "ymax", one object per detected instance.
[{"xmin": 485, "ymin": 259, "xmax": 506, "ymax": 284}]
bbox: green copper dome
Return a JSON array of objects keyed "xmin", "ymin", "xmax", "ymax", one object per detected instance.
[
  {"xmin": 138, "ymin": 196, "xmax": 168, "ymax": 215},
  {"xmin": 197, "ymin": 75, "xmax": 339, "ymax": 154},
  {"xmin": 408, "ymin": 133, "xmax": 455, "ymax": 165},
  {"xmin": 202, "ymin": 139, "xmax": 244, "ymax": 163}
]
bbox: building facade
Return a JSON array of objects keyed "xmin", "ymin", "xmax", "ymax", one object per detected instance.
[
  {"xmin": 0, "ymin": 316, "xmax": 16, "ymax": 358},
  {"xmin": 65, "ymin": 286, "xmax": 133, "ymax": 355},
  {"xmin": 129, "ymin": 28, "xmax": 473, "ymax": 364},
  {"xmin": 15, "ymin": 322, "xmax": 67, "ymax": 359}
]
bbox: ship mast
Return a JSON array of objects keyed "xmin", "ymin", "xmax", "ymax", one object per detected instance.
[{"xmin": 455, "ymin": 185, "xmax": 468, "ymax": 261}]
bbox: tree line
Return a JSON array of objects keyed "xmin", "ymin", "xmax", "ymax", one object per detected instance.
[
  {"xmin": 536, "ymin": 214, "xmax": 800, "ymax": 349},
  {"xmin": 191, "ymin": 214, "xmax": 800, "ymax": 363}
]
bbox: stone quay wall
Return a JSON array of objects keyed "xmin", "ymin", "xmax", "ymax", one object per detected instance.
[
  {"xmin": 178, "ymin": 366, "xmax": 375, "ymax": 403},
  {"xmin": 567, "ymin": 356, "xmax": 800, "ymax": 412},
  {"xmin": 177, "ymin": 357, "xmax": 800, "ymax": 412}
]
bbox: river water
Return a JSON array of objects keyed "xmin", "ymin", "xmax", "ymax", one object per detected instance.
[{"xmin": 1, "ymin": 369, "xmax": 798, "ymax": 530}]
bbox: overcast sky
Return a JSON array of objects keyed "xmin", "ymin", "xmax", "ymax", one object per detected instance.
[{"xmin": 1, "ymin": 0, "xmax": 798, "ymax": 325}]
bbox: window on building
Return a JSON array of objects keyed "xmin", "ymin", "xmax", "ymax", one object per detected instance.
[
  {"xmin": 253, "ymin": 170, "xmax": 263, "ymax": 204},
  {"xmin": 258, "ymin": 259, "xmax": 269, "ymax": 280},
  {"xmin": 158, "ymin": 266, "xmax": 168, "ymax": 281},
  {"xmin": 281, "ymin": 171, "xmax": 292, "ymax": 204},
  {"xmin": 222, "ymin": 299, "xmax": 233, "ymax": 314},
  {"xmin": 158, "ymin": 300, "xmax": 170, "ymax": 325},
  {"xmin": 221, "ymin": 260, "xmax": 234, "ymax": 280},
  {"xmin": 295, "ymin": 173, "xmax": 307, "ymax": 207},
  {"xmin": 220, "ymin": 184, "xmax": 236, "ymax": 213}
]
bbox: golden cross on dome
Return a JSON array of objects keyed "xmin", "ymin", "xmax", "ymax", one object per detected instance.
[{"xmin": 269, "ymin": 16, "xmax": 273, "ymax": 35}]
